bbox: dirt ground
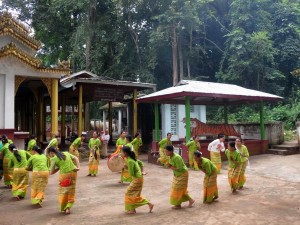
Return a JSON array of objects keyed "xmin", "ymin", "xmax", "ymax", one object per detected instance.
[{"xmin": 1, "ymin": 153, "xmax": 300, "ymax": 225}]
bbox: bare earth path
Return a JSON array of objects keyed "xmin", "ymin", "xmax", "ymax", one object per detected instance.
[{"xmin": 1, "ymin": 154, "xmax": 300, "ymax": 225}]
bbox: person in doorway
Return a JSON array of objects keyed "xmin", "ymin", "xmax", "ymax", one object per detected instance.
[
  {"xmin": 131, "ymin": 132, "xmax": 143, "ymax": 159},
  {"xmin": 194, "ymin": 151, "xmax": 218, "ymax": 203},
  {"xmin": 87, "ymin": 131, "xmax": 101, "ymax": 176},
  {"xmin": 100, "ymin": 129, "xmax": 110, "ymax": 158},
  {"xmin": 49, "ymin": 147, "xmax": 80, "ymax": 215},
  {"xmin": 27, "ymin": 134, "xmax": 37, "ymax": 155},
  {"xmin": 235, "ymin": 138, "xmax": 250, "ymax": 189},
  {"xmin": 164, "ymin": 145, "xmax": 195, "ymax": 209},
  {"xmin": 158, "ymin": 133, "xmax": 172, "ymax": 168},
  {"xmin": 225, "ymin": 142, "xmax": 242, "ymax": 193},
  {"xmin": 69, "ymin": 133, "xmax": 86, "ymax": 161},
  {"xmin": 8, "ymin": 144, "xmax": 31, "ymax": 200},
  {"xmin": 186, "ymin": 135, "xmax": 201, "ymax": 170},
  {"xmin": 207, "ymin": 134, "xmax": 225, "ymax": 173},
  {"xmin": 26, "ymin": 146, "xmax": 49, "ymax": 207},
  {"xmin": 122, "ymin": 146, "xmax": 154, "ymax": 214}
]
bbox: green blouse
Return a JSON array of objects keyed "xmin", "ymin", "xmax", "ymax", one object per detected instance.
[
  {"xmin": 71, "ymin": 137, "xmax": 82, "ymax": 148},
  {"xmin": 9, "ymin": 150, "xmax": 31, "ymax": 168},
  {"xmin": 27, "ymin": 139, "xmax": 36, "ymax": 151},
  {"xmin": 236, "ymin": 145, "xmax": 250, "ymax": 163},
  {"xmin": 186, "ymin": 140, "xmax": 200, "ymax": 153},
  {"xmin": 200, "ymin": 157, "xmax": 216, "ymax": 176},
  {"xmin": 168, "ymin": 153, "xmax": 187, "ymax": 177},
  {"xmin": 50, "ymin": 152, "xmax": 76, "ymax": 174},
  {"xmin": 159, "ymin": 138, "xmax": 172, "ymax": 149},
  {"xmin": 225, "ymin": 149, "xmax": 242, "ymax": 168},
  {"xmin": 88, "ymin": 138, "xmax": 101, "ymax": 150},
  {"xmin": 1, "ymin": 143, "xmax": 13, "ymax": 158},
  {"xmin": 131, "ymin": 137, "xmax": 143, "ymax": 151},
  {"xmin": 27, "ymin": 154, "xmax": 49, "ymax": 171},
  {"xmin": 127, "ymin": 157, "xmax": 142, "ymax": 178},
  {"xmin": 116, "ymin": 137, "xmax": 126, "ymax": 147}
]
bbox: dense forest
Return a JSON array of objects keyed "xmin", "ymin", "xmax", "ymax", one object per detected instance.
[{"xmin": 2, "ymin": 0, "xmax": 300, "ymax": 132}]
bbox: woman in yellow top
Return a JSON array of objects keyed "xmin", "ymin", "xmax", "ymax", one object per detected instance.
[
  {"xmin": 87, "ymin": 131, "xmax": 101, "ymax": 176},
  {"xmin": 8, "ymin": 144, "xmax": 31, "ymax": 200},
  {"xmin": 131, "ymin": 132, "xmax": 143, "ymax": 158},
  {"xmin": 119, "ymin": 135, "xmax": 134, "ymax": 183},
  {"xmin": 235, "ymin": 138, "xmax": 250, "ymax": 189},
  {"xmin": 114, "ymin": 131, "xmax": 127, "ymax": 154},
  {"xmin": 27, "ymin": 135, "xmax": 37, "ymax": 155},
  {"xmin": 1, "ymin": 138, "xmax": 14, "ymax": 187},
  {"xmin": 158, "ymin": 133, "xmax": 172, "ymax": 168},
  {"xmin": 165, "ymin": 145, "xmax": 195, "ymax": 209},
  {"xmin": 26, "ymin": 146, "xmax": 49, "ymax": 207},
  {"xmin": 194, "ymin": 151, "xmax": 218, "ymax": 203},
  {"xmin": 69, "ymin": 133, "xmax": 86, "ymax": 161},
  {"xmin": 122, "ymin": 146, "xmax": 154, "ymax": 214},
  {"xmin": 186, "ymin": 135, "xmax": 201, "ymax": 170},
  {"xmin": 49, "ymin": 147, "xmax": 80, "ymax": 215}
]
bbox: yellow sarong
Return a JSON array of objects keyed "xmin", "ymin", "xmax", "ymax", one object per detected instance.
[
  {"xmin": 12, "ymin": 168, "xmax": 29, "ymax": 198},
  {"xmin": 158, "ymin": 148, "xmax": 169, "ymax": 167},
  {"xmin": 125, "ymin": 177, "xmax": 149, "ymax": 211},
  {"xmin": 228, "ymin": 165, "xmax": 242, "ymax": 191},
  {"xmin": 58, "ymin": 171, "xmax": 77, "ymax": 212},
  {"xmin": 203, "ymin": 170, "xmax": 218, "ymax": 203},
  {"xmin": 3, "ymin": 156, "xmax": 13, "ymax": 186},
  {"xmin": 88, "ymin": 151, "xmax": 100, "ymax": 175},
  {"xmin": 69, "ymin": 146, "xmax": 80, "ymax": 160},
  {"xmin": 170, "ymin": 171, "xmax": 191, "ymax": 205},
  {"xmin": 210, "ymin": 152, "xmax": 221, "ymax": 173},
  {"xmin": 31, "ymin": 171, "xmax": 49, "ymax": 204},
  {"xmin": 188, "ymin": 151, "xmax": 199, "ymax": 170},
  {"xmin": 238, "ymin": 161, "xmax": 247, "ymax": 188}
]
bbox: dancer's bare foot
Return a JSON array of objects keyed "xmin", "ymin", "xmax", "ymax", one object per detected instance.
[
  {"xmin": 148, "ymin": 203, "xmax": 154, "ymax": 213},
  {"xmin": 36, "ymin": 203, "xmax": 42, "ymax": 208},
  {"xmin": 65, "ymin": 208, "xmax": 71, "ymax": 215},
  {"xmin": 213, "ymin": 196, "xmax": 219, "ymax": 201},
  {"xmin": 15, "ymin": 196, "xmax": 20, "ymax": 201},
  {"xmin": 126, "ymin": 210, "xmax": 136, "ymax": 214},
  {"xmin": 171, "ymin": 205, "xmax": 181, "ymax": 209},
  {"xmin": 188, "ymin": 199, "xmax": 195, "ymax": 208},
  {"xmin": 118, "ymin": 180, "xmax": 123, "ymax": 184},
  {"xmin": 86, "ymin": 174, "xmax": 92, "ymax": 176},
  {"xmin": 142, "ymin": 171, "xmax": 148, "ymax": 175}
]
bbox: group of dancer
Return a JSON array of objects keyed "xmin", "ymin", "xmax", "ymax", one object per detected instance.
[{"xmin": 0, "ymin": 131, "xmax": 249, "ymax": 215}]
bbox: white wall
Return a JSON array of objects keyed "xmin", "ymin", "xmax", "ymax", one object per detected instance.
[{"xmin": 0, "ymin": 74, "xmax": 5, "ymax": 128}]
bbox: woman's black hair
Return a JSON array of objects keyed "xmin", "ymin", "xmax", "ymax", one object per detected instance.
[
  {"xmin": 49, "ymin": 146, "xmax": 66, "ymax": 160},
  {"xmin": 228, "ymin": 141, "xmax": 235, "ymax": 149},
  {"xmin": 134, "ymin": 132, "xmax": 140, "ymax": 138},
  {"xmin": 2, "ymin": 138, "xmax": 8, "ymax": 144},
  {"xmin": 164, "ymin": 145, "xmax": 174, "ymax": 152},
  {"xmin": 9, "ymin": 144, "xmax": 22, "ymax": 162},
  {"xmin": 122, "ymin": 146, "xmax": 136, "ymax": 161},
  {"xmin": 167, "ymin": 132, "xmax": 172, "ymax": 136},
  {"xmin": 218, "ymin": 134, "xmax": 225, "ymax": 139},
  {"xmin": 33, "ymin": 146, "xmax": 43, "ymax": 155},
  {"xmin": 126, "ymin": 135, "xmax": 132, "ymax": 142},
  {"xmin": 194, "ymin": 151, "xmax": 202, "ymax": 158},
  {"xmin": 30, "ymin": 134, "xmax": 36, "ymax": 140}
]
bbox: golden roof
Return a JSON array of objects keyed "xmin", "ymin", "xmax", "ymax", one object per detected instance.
[
  {"xmin": 0, "ymin": 12, "xmax": 41, "ymax": 50},
  {"xmin": 0, "ymin": 43, "xmax": 70, "ymax": 74}
]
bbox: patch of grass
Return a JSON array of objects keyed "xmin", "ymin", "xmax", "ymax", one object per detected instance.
[{"xmin": 284, "ymin": 130, "xmax": 298, "ymax": 141}]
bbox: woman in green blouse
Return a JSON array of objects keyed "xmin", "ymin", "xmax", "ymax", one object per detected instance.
[
  {"xmin": 26, "ymin": 146, "xmax": 49, "ymax": 207},
  {"xmin": 165, "ymin": 145, "xmax": 195, "ymax": 209},
  {"xmin": 158, "ymin": 133, "xmax": 172, "ymax": 168},
  {"xmin": 27, "ymin": 134, "xmax": 37, "ymax": 155},
  {"xmin": 131, "ymin": 132, "xmax": 143, "ymax": 158},
  {"xmin": 225, "ymin": 142, "xmax": 242, "ymax": 193},
  {"xmin": 8, "ymin": 144, "xmax": 31, "ymax": 200},
  {"xmin": 49, "ymin": 147, "xmax": 80, "ymax": 214},
  {"xmin": 235, "ymin": 138, "xmax": 250, "ymax": 189},
  {"xmin": 69, "ymin": 133, "xmax": 86, "ymax": 161},
  {"xmin": 87, "ymin": 131, "xmax": 101, "ymax": 176},
  {"xmin": 186, "ymin": 135, "xmax": 201, "ymax": 170},
  {"xmin": 122, "ymin": 146, "xmax": 154, "ymax": 214}
]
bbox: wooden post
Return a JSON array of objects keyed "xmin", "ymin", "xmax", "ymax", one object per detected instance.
[
  {"xmin": 260, "ymin": 100, "xmax": 265, "ymax": 140},
  {"xmin": 185, "ymin": 96, "xmax": 191, "ymax": 142},
  {"xmin": 78, "ymin": 84, "xmax": 83, "ymax": 135},
  {"xmin": 109, "ymin": 102, "xmax": 113, "ymax": 142},
  {"xmin": 133, "ymin": 89, "xmax": 138, "ymax": 135},
  {"xmin": 51, "ymin": 79, "xmax": 58, "ymax": 138},
  {"xmin": 61, "ymin": 95, "xmax": 66, "ymax": 145}
]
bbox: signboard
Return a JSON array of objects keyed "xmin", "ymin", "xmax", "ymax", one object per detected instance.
[{"xmin": 94, "ymin": 87, "xmax": 124, "ymax": 102}]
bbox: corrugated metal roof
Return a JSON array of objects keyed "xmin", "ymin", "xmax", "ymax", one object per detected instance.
[{"xmin": 137, "ymin": 80, "xmax": 283, "ymax": 105}]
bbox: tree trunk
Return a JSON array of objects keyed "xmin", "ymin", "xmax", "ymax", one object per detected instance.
[
  {"xmin": 172, "ymin": 24, "xmax": 178, "ymax": 86},
  {"xmin": 178, "ymin": 34, "xmax": 184, "ymax": 81},
  {"xmin": 86, "ymin": 0, "xmax": 97, "ymax": 71},
  {"xmin": 187, "ymin": 27, "xmax": 193, "ymax": 79}
]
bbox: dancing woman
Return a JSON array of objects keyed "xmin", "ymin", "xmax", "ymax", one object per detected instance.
[
  {"xmin": 49, "ymin": 147, "xmax": 80, "ymax": 214},
  {"xmin": 158, "ymin": 133, "xmax": 172, "ymax": 168},
  {"xmin": 131, "ymin": 132, "xmax": 143, "ymax": 158},
  {"xmin": 194, "ymin": 151, "xmax": 218, "ymax": 203},
  {"xmin": 26, "ymin": 146, "xmax": 49, "ymax": 207},
  {"xmin": 122, "ymin": 146, "xmax": 154, "ymax": 214},
  {"xmin": 208, "ymin": 134, "xmax": 225, "ymax": 173},
  {"xmin": 186, "ymin": 135, "xmax": 201, "ymax": 170},
  {"xmin": 235, "ymin": 138, "xmax": 250, "ymax": 189},
  {"xmin": 87, "ymin": 131, "xmax": 101, "ymax": 176},
  {"xmin": 8, "ymin": 144, "xmax": 31, "ymax": 200},
  {"xmin": 164, "ymin": 145, "xmax": 195, "ymax": 209}
]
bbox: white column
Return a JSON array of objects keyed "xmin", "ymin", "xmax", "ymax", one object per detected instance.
[
  {"xmin": 126, "ymin": 106, "xmax": 129, "ymax": 133},
  {"xmin": 118, "ymin": 109, "xmax": 122, "ymax": 133},
  {"xmin": 4, "ymin": 74, "xmax": 15, "ymax": 128},
  {"xmin": 103, "ymin": 110, "xmax": 106, "ymax": 131},
  {"xmin": 0, "ymin": 74, "xmax": 5, "ymax": 128}
]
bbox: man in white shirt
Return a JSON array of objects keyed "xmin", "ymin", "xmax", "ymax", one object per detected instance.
[
  {"xmin": 101, "ymin": 129, "xmax": 110, "ymax": 157},
  {"xmin": 208, "ymin": 134, "xmax": 225, "ymax": 173}
]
